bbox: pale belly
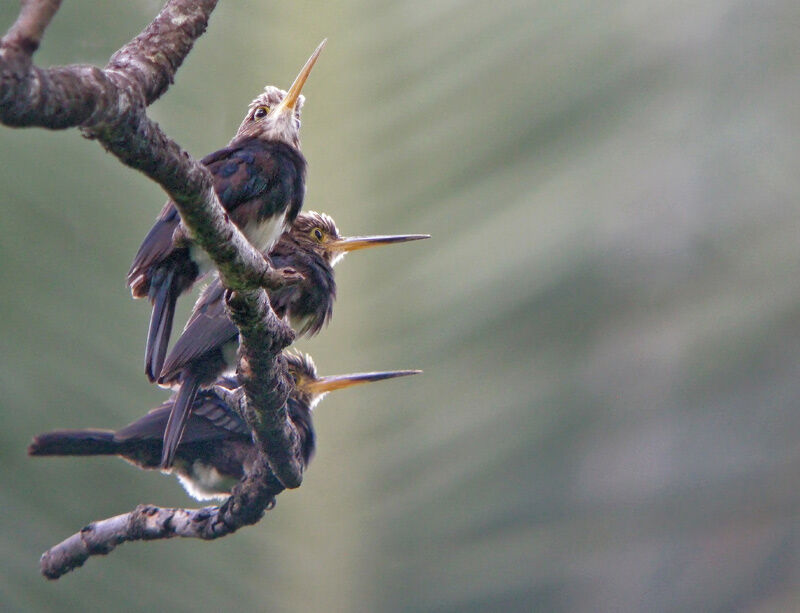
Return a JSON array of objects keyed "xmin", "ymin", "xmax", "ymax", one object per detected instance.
[
  {"xmin": 242, "ymin": 215, "xmax": 286, "ymax": 253},
  {"xmin": 175, "ymin": 461, "xmax": 239, "ymax": 501}
]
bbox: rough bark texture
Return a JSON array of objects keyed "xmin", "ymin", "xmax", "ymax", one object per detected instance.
[
  {"xmin": 227, "ymin": 290, "xmax": 304, "ymax": 488},
  {"xmin": 40, "ymin": 464, "xmax": 286, "ymax": 579},
  {"xmin": 0, "ymin": 0, "xmax": 304, "ymax": 579}
]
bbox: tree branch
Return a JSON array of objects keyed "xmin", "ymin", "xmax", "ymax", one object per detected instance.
[
  {"xmin": 0, "ymin": 1, "xmax": 216, "ymax": 128},
  {"xmin": 2, "ymin": 0, "xmax": 60, "ymax": 55},
  {"xmin": 226, "ymin": 290, "xmax": 304, "ymax": 488},
  {"xmin": 0, "ymin": 0, "xmax": 308, "ymax": 576},
  {"xmin": 40, "ymin": 460, "xmax": 286, "ymax": 579},
  {"xmin": 107, "ymin": 0, "xmax": 218, "ymax": 105}
]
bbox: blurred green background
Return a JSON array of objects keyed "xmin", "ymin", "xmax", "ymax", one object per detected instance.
[{"xmin": 1, "ymin": 1, "xmax": 799, "ymax": 611}]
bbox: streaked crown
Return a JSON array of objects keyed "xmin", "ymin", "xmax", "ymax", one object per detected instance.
[{"xmin": 234, "ymin": 86, "xmax": 305, "ymax": 143}]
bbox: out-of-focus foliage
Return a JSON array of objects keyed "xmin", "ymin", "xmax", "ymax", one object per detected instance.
[{"xmin": 1, "ymin": 1, "xmax": 798, "ymax": 611}]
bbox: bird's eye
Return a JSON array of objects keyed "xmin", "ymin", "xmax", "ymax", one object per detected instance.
[
  {"xmin": 253, "ymin": 106, "xmax": 269, "ymax": 119},
  {"xmin": 311, "ymin": 228, "xmax": 324, "ymax": 241}
]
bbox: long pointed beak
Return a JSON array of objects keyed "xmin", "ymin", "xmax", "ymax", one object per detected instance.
[
  {"xmin": 330, "ymin": 233, "xmax": 430, "ymax": 253},
  {"xmin": 274, "ymin": 39, "xmax": 326, "ymax": 114},
  {"xmin": 306, "ymin": 369, "xmax": 421, "ymax": 395}
]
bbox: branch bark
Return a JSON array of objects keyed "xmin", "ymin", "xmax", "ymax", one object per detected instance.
[
  {"xmin": 226, "ymin": 291, "xmax": 304, "ymax": 488},
  {"xmin": 2, "ymin": 0, "xmax": 60, "ymax": 55},
  {"xmin": 0, "ymin": 0, "xmax": 307, "ymax": 577},
  {"xmin": 41, "ymin": 461, "xmax": 286, "ymax": 579}
]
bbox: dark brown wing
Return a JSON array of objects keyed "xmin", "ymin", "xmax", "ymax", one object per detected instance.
[
  {"xmin": 126, "ymin": 145, "xmax": 239, "ymax": 298},
  {"xmin": 114, "ymin": 402, "xmax": 174, "ymax": 442},
  {"xmin": 184, "ymin": 277, "xmax": 227, "ymax": 327},
  {"xmin": 127, "ymin": 201, "xmax": 181, "ymax": 298},
  {"xmin": 126, "ymin": 141, "xmax": 291, "ymax": 296},
  {"xmin": 191, "ymin": 391, "xmax": 250, "ymax": 438},
  {"xmin": 205, "ymin": 138, "xmax": 306, "ymax": 227},
  {"xmin": 128, "ymin": 140, "xmax": 305, "ymax": 300},
  {"xmin": 158, "ymin": 280, "xmax": 238, "ymax": 383},
  {"xmin": 114, "ymin": 389, "xmax": 248, "ymax": 444}
]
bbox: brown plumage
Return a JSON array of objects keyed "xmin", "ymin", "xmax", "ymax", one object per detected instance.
[
  {"xmin": 154, "ymin": 212, "xmax": 428, "ymax": 468},
  {"xmin": 129, "ymin": 41, "xmax": 325, "ymax": 387},
  {"xmin": 28, "ymin": 353, "xmax": 420, "ymax": 501}
]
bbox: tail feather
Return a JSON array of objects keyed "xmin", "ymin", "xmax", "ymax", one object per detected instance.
[
  {"xmin": 161, "ymin": 372, "xmax": 203, "ymax": 468},
  {"xmin": 145, "ymin": 269, "xmax": 179, "ymax": 382},
  {"xmin": 29, "ymin": 430, "xmax": 119, "ymax": 456}
]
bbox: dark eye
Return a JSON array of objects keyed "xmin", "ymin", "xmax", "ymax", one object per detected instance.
[
  {"xmin": 312, "ymin": 228, "xmax": 324, "ymax": 241},
  {"xmin": 253, "ymin": 106, "xmax": 269, "ymax": 119}
]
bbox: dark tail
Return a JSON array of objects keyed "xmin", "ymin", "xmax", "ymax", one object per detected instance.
[
  {"xmin": 161, "ymin": 371, "xmax": 203, "ymax": 468},
  {"xmin": 145, "ymin": 268, "xmax": 179, "ymax": 382},
  {"xmin": 29, "ymin": 430, "xmax": 119, "ymax": 456}
]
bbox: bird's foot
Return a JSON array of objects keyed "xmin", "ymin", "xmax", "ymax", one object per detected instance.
[
  {"xmin": 260, "ymin": 266, "xmax": 304, "ymax": 290},
  {"xmin": 213, "ymin": 384, "xmax": 247, "ymax": 419}
]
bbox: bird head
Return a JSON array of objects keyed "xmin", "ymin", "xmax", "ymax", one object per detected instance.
[
  {"xmin": 288, "ymin": 211, "xmax": 431, "ymax": 267},
  {"xmin": 285, "ymin": 351, "xmax": 421, "ymax": 410},
  {"xmin": 235, "ymin": 39, "xmax": 326, "ymax": 147}
]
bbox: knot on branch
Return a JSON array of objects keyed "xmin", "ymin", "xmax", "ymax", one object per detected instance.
[{"xmin": 261, "ymin": 265, "xmax": 304, "ymax": 291}]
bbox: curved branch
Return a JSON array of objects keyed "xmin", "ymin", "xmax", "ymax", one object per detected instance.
[
  {"xmin": 41, "ymin": 458, "xmax": 286, "ymax": 579},
  {"xmin": 107, "ymin": 0, "xmax": 218, "ymax": 105},
  {"xmin": 0, "ymin": 1, "xmax": 216, "ymax": 128}
]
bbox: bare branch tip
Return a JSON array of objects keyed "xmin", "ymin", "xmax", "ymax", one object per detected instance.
[{"xmin": 3, "ymin": 0, "xmax": 62, "ymax": 54}]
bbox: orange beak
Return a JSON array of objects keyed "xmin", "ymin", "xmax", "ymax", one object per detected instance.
[
  {"xmin": 305, "ymin": 369, "xmax": 422, "ymax": 396},
  {"xmin": 330, "ymin": 233, "xmax": 430, "ymax": 253},
  {"xmin": 273, "ymin": 39, "xmax": 327, "ymax": 115}
]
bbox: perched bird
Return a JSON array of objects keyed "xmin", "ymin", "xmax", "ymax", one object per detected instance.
[
  {"xmin": 156, "ymin": 211, "xmax": 428, "ymax": 468},
  {"xmin": 28, "ymin": 354, "xmax": 420, "ymax": 501},
  {"xmin": 128, "ymin": 40, "xmax": 325, "ymax": 385}
]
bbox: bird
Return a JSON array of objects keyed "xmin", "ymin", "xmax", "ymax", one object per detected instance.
[
  {"xmin": 28, "ymin": 353, "xmax": 420, "ymax": 501},
  {"xmin": 128, "ymin": 40, "xmax": 325, "ymax": 385},
  {"xmin": 156, "ymin": 211, "xmax": 428, "ymax": 468}
]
